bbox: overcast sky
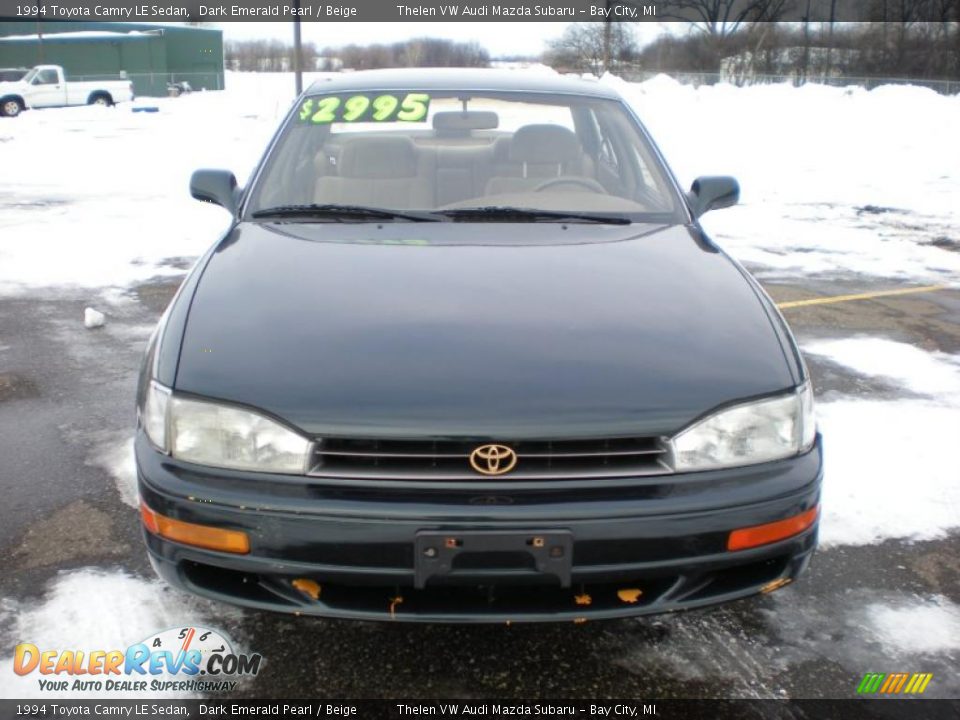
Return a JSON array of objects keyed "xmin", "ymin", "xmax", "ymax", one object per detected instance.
[{"xmin": 217, "ymin": 22, "xmax": 679, "ymax": 57}]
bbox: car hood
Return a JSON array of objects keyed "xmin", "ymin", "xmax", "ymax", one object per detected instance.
[{"xmin": 174, "ymin": 222, "xmax": 795, "ymax": 438}]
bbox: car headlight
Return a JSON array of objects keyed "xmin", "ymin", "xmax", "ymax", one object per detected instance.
[
  {"xmin": 669, "ymin": 383, "xmax": 816, "ymax": 472},
  {"xmin": 142, "ymin": 380, "xmax": 170, "ymax": 451},
  {"xmin": 140, "ymin": 381, "xmax": 311, "ymax": 474}
]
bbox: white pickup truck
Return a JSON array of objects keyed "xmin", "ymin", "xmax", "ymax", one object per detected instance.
[{"xmin": 0, "ymin": 65, "xmax": 135, "ymax": 117}]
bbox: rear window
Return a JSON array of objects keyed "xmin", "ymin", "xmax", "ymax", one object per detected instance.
[{"xmin": 0, "ymin": 69, "xmax": 27, "ymax": 82}]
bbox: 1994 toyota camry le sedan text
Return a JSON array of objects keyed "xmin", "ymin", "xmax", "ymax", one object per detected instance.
[{"xmin": 136, "ymin": 69, "xmax": 822, "ymax": 622}]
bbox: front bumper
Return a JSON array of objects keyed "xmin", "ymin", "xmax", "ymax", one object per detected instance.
[{"xmin": 136, "ymin": 433, "xmax": 823, "ymax": 623}]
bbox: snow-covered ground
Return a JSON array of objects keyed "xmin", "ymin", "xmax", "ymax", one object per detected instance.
[
  {"xmin": 804, "ymin": 338, "xmax": 960, "ymax": 546},
  {"xmin": 608, "ymin": 74, "xmax": 960, "ymax": 282},
  {"xmin": 0, "ymin": 569, "xmax": 246, "ymax": 699},
  {"xmin": 0, "ymin": 73, "xmax": 311, "ymax": 294},
  {"xmin": 1, "ymin": 69, "xmax": 959, "ymax": 699},
  {"xmin": 1, "ymin": 70, "xmax": 958, "ymax": 295}
]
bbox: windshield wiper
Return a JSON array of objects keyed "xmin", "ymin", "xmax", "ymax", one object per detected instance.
[
  {"xmin": 251, "ymin": 204, "xmax": 445, "ymax": 223},
  {"xmin": 436, "ymin": 207, "xmax": 631, "ymax": 225}
]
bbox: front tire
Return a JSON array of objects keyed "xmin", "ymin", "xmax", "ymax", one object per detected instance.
[{"xmin": 1, "ymin": 98, "xmax": 24, "ymax": 117}]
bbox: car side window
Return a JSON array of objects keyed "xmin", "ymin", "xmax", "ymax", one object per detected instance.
[
  {"xmin": 34, "ymin": 69, "xmax": 59, "ymax": 85},
  {"xmin": 588, "ymin": 110, "xmax": 635, "ymax": 198},
  {"xmin": 598, "ymin": 134, "xmax": 620, "ymax": 176},
  {"xmin": 588, "ymin": 107, "xmax": 675, "ymax": 213},
  {"xmin": 630, "ymin": 146, "xmax": 665, "ymax": 199}
]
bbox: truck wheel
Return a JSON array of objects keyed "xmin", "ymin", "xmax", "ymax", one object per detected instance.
[
  {"xmin": 1, "ymin": 98, "xmax": 23, "ymax": 117},
  {"xmin": 89, "ymin": 94, "xmax": 113, "ymax": 107}
]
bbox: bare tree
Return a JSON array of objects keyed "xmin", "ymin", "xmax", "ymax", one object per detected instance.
[
  {"xmin": 635, "ymin": 14, "xmax": 959, "ymax": 82},
  {"xmin": 666, "ymin": 0, "xmax": 795, "ymax": 36},
  {"xmin": 655, "ymin": 0, "xmax": 793, "ymax": 71},
  {"xmin": 544, "ymin": 22, "xmax": 638, "ymax": 75},
  {"xmin": 825, "ymin": 0, "xmax": 839, "ymax": 76},
  {"xmin": 329, "ymin": 38, "xmax": 489, "ymax": 71},
  {"xmin": 226, "ymin": 39, "xmax": 318, "ymax": 72},
  {"xmin": 229, "ymin": 38, "xmax": 488, "ymax": 73}
]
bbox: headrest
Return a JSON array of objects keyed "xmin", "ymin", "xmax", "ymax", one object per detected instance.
[
  {"xmin": 509, "ymin": 124, "xmax": 581, "ymax": 164},
  {"xmin": 432, "ymin": 111, "xmax": 499, "ymax": 132},
  {"xmin": 339, "ymin": 136, "xmax": 419, "ymax": 179}
]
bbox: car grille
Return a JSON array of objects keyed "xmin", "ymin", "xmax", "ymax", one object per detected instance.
[{"xmin": 307, "ymin": 437, "xmax": 672, "ymax": 481}]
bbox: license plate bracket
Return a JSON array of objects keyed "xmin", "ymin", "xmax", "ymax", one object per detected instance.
[{"xmin": 414, "ymin": 530, "xmax": 573, "ymax": 589}]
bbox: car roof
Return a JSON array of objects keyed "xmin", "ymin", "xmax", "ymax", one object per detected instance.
[{"xmin": 305, "ymin": 68, "xmax": 623, "ymax": 100}]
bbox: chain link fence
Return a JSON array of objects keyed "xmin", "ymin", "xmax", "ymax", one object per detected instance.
[
  {"xmin": 619, "ymin": 69, "xmax": 960, "ymax": 95},
  {"xmin": 72, "ymin": 68, "xmax": 959, "ymax": 97}
]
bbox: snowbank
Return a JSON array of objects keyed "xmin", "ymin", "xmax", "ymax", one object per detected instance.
[
  {"xmin": 804, "ymin": 338, "xmax": 960, "ymax": 546},
  {"xmin": 605, "ymin": 74, "xmax": 960, "ymax": 282},
  {"xmin": 1, "ymin": 71, "xmax": 957, "ymax": 295}
]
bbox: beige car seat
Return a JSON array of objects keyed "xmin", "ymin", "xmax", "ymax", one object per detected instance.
[
  {"xmin": 314, "ymin": 136, "xmax": 433, "ymax": 209},
  {"xmin": 484, "ymin": 124, "xmax": 590, "ymax": 196}
]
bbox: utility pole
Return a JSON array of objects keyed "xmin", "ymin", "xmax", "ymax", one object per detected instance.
[
  {"xmin": 825, "ymin": 0, "xmax": 837, "ymax": 79},
  {"xmin": 36, "ymin": 2, "xmax": 45, "ymax": 64},
  {"xmin": 800, "ymin": 0, "xmax": 812, "ymax": 85},
  {"xmin": 603, "ymin": 0, "xmax": 613, "ymax": 74},
  {"xmin": 293, "ymin": 0, "xmax": 303, "ymax": 96}
]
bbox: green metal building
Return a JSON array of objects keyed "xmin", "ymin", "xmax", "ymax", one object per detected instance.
[{"xmin": 0, "ymin": 21, "xmax": 224, "ymax": 97}]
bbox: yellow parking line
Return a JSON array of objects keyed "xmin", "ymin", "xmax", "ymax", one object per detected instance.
[{"xmin": 777, "ymin": 285, "xmax": 946, "ymax": 309}]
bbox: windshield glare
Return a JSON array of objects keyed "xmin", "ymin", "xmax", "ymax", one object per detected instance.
[{"xmin": 247, "ymin": 90, "xmax": 682, "ymax": 222}]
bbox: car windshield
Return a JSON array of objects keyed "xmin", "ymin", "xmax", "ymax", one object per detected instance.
[
  {"xmin": 20, "ymin": 68, "xmax": 38, "ymax": 84},
  {"xmin": 245, "ymin": 89, "xmax": 683, "ymax": 223}
]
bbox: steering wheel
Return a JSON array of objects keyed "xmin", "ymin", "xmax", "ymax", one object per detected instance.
[{"xmin": 534, "ymin": 177, "xmax": 606, "ymax": 193}]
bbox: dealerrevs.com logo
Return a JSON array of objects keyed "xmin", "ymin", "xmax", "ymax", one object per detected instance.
[{"xmin": 13, "ymin": 626, "xmax": 262, "ymax": 694}]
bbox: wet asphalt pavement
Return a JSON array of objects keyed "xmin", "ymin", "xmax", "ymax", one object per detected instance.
[{"xmin": 1, "ymin": 272, "xmax": 959, "ymax": 701}]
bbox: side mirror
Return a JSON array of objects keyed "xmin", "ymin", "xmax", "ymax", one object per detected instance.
[
  {"xmin": 687, "ymin": 176, "xmax": 739, "ymax": 219},
  {"xmin": 190, "ymin": 169, "xmax": 240, "ymax": 215}
]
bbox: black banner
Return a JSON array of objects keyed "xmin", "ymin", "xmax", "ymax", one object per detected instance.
[
  {"xmin": 2, "ymin": 700, "xmax": 960, "ymax": 720},
  {"xmin": 0, "ymin": 0, "xmax": 877, "ymax": 23}
]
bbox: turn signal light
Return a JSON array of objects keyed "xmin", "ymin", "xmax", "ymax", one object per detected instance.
[
  {"xmin": 727, "ymin": 506, "xmax": 819, "ymax": 551},
  {"xmin": 140, "ymin": 501, "xmax": 250, "ymax": 554}
]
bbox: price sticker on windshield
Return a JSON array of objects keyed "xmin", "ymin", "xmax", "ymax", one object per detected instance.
[{"xmin": 298, "ymin": 93, "xmax": 431, "ymax": 124}]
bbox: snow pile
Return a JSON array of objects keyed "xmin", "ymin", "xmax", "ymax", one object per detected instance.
[
  {"xmin": 805, "ymin": 337, "xmax": 960, "ymax": 397},
  {"xmin": 490, "ymin": 61, "xmax": 558, "ymax": 74},
  {"xmin": 83, "ymin": 307, "xmax": 105, "ymax": 328},
  {"xmin": 605, "ymin": 74, "xmax": 960, "ymax": 282},
  {"xmin": 866, "ymin": 595, "xmax": 960, "ymax": 655},
  {"xmin": 0, "ymin": 30, "xmax": 153, "ymax": 42},
  {"xmin": 816, "ymin": 400, "xmax": 959, "ymax": 545},
  {"xmin": 803, "ymin": 338, "xmax": 960, "ymax": 546},
  {"xmin": 88, "ymin": 435, "xmax": 138, "ymax": 508},
  {"xmin": 0, "ymin": 72, "xmax": 328, "ymax": 295},
  {"xmin": 0, "ymin": 568, "xmax": 243, "ymax": 699}
]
